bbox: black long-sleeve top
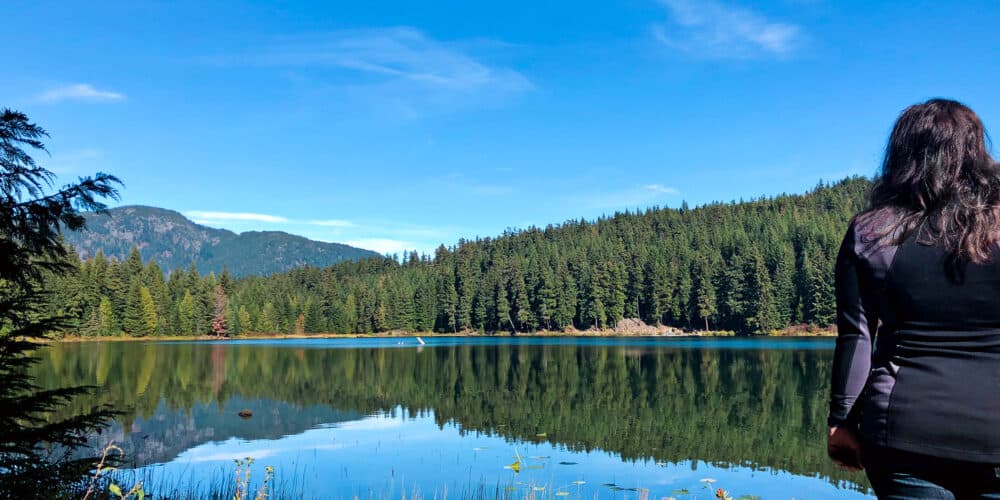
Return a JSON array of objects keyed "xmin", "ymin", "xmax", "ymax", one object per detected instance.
[{"xmin": 830, "ymin": 219, "xmax": 1000, "ymax": 462}]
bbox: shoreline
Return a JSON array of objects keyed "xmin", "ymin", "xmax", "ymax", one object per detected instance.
[{"xmin": 52, "ymin": 326, "xmax": 836, "ymax": 343}]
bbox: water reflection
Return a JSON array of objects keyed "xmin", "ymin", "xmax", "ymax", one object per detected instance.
[{"xmin": 33, "ymin": 338, "xmax": 870, "ymax": 497}]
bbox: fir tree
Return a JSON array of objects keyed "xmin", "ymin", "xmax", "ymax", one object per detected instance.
[
  {"xmin": 0, "ymin": 108, "xmax": 120, "ymax": 494},
  {"xmin": 211, "ymin": 284, "xmax": 228, "ymax": 337}
]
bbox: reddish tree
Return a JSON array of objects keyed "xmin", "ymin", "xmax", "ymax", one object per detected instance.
[{"xmin": 211, "ymin": 284, "xmax": 229, "ymax": 337}]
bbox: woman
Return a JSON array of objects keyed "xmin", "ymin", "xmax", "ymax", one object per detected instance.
[{"xmin": 828, "ymin": 99, "xmax": 1000, "ymax": 499}]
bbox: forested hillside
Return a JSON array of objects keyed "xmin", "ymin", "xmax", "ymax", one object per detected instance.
[
  {"xmin": 43, "ymin": 177, "xmax": 869, "ymax": 336},
  {"xmin": 63, "ymin": 205, "xmax": 380, "ymax": 276}
]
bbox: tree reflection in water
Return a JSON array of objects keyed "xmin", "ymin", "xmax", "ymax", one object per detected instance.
[{"xmin": 32, "ymin": 338, "xmax": 867, "ymax": 492}]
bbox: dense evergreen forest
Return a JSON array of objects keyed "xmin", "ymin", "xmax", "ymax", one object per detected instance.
[{"xmin": 42, "ymin": 177, "xmax": 869, "ymax": 336}]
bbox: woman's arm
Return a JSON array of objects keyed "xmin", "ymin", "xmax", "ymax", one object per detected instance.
[
  {"xmin": 829, "ymin": 222, "xmax": 875, "ymax": 427},
  {"xmin": 827, "ymin": 223, "xmax": 877, "ymax": 470}
]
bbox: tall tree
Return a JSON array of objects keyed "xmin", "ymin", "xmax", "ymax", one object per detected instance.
[
  {"xmin": 211, "ymin": 284, "xmax": 229, "ymax": 337},
  {"xmin": 177, "ymin": 290, "xmax": 196, "ymax": 335},
  {"xmin": 0, "ymin": 108, "xmax": 120, "ymax": 494}
]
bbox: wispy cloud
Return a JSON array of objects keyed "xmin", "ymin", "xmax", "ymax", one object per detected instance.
[
  {"xmin": 42, "ymin": 148, "xmax": 103, "ymax": 175},
  {"xmin": 653, "ymin": 0, "xmax": 803, "ymax": 59},
  {"xmin": 309, "ymin": 219, "xmax": 355, "ymax": 228},
  {"xmin": 587, "ymin": 183, "xmax": 682, "ymax": 209},
  {"xmin": 643, "ymin": 183, "xmax": 680, "ymax": 195},
  {"xmin": 345, "ymin": 238, "xmax": 418, "ymax": 255},
  {"xmin": 184, "ymin": 209, "xmax": 450, "ymax": 255},
  {"xmin": 38, "ymin": 83, "xmax": 126, "ymax": 103},
  {"xmin": 185, "ymin": 211, "xmax": 290, "ymax": 223},
  {"xmin": 186, "ymin": 211, "xmax": 362, "ymax": 228},
  {"xmin": 206, "ymin": 27, "xmax": 530, "ymax": 116}
]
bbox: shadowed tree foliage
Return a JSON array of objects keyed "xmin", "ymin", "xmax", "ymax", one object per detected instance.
[{"xmin": 0, "ymin": 108, "xmax": 121, "ymax": 496}]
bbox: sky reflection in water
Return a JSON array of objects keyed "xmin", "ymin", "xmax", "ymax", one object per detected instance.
[{"xmin": 34, "ymin": 337, "xmax": 873, "ymax": 498}]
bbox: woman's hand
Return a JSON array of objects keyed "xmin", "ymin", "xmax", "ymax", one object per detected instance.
[{"xmin": 827, "ymin": 425, "xmax": 863, "ymax": 471}]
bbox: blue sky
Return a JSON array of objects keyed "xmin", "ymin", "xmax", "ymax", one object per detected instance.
[{"xmin": 4, "ymin": 0, "xmax": 1000, "ymax": 255}]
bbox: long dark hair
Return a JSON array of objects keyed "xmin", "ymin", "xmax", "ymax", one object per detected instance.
[{"xmin": 858, "ymin": 98, "xmax": 1000, "ymax": 263}]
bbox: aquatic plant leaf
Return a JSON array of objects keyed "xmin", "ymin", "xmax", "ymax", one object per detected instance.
[
  {"xmin": 558, "ymin": 461, "xmax": 578, "ymax": 465},
  {"xmin": 735, "ymin": 496, "xmax": 761, "ymax": 500},
  {"xmin": 555, "ymin": 492, "xmax": 570, "ymax": 497},
  {"xmin": 570, "ymin": 481, "xmax": 586, "ymax": 485}
]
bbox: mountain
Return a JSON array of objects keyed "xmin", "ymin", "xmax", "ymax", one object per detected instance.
[{"xmin": 63, "ymin": 205, "xmax": 380, "ymax": 276}]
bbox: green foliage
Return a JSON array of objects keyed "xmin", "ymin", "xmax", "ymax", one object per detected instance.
[
  {"xmin": 40, "ymin": 178, "xmax": 867, "ymax": 336},
  {"xmin": 123, "ymin": 284, "xmax": 157, "ymax": 337},
  {"xmin": 177, "ymin": 291, "xmax": 196, "ymax": 336},
  {"xmin": 0, "ymin": 108, "xmax": 121, "ymax": 495}
]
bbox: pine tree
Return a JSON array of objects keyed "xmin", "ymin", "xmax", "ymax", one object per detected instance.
[
  {"xmin": 138, "ymin": 286, "xmax": 158, "ymax": 337},
  {"xmin": 258, "ymin": 302, "xmax": 276, "ymax": 333},
  {"xmin": 693, "ymin": 257, "xmax": 718, "ymax": 331},
  {"xmin": 178, "ymin": 290, "xmax": 196, "ymax": 335},
  {"xmin": 236, "ymin": 305, "xmax": 252, "ymax": 335},
  {"xmin": 746, "ymin": 247, "xmax": 778, "ymax": 334},
  {"xmin": 122, "ymin": 281, "xmax": 145, "ymax": 336},
  {"xmin": 97, "ymin": 296, "xmax": 117, "ymax": 336},
  {"xmin": 211, "ymin": 284, "xmax": 228, "ymax": 337},
  {"xmin": 436, "ymin": 267, "xmax": 458, "ymax": 332},
  {"xmin": 0, "ymin": 107, "xmax": 120, "ymax": 493}
]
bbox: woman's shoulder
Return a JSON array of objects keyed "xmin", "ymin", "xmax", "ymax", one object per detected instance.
[{"xmin": 843, "ymin": 211, "xmax": 905, "ymax": 260}]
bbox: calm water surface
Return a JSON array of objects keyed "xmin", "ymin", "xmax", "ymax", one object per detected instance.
[{"xmin": 34, "ymin": 337, "xmax": 873, "ymax": 499}]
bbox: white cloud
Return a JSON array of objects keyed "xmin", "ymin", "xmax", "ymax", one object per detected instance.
[
  {"xmin": 334, "ymin": 415, "xmax": 404, "ymax": 431},
  {"xmin": 643, "ymin": 184, "xmax": 680, "ymax": 195},
  {"xmin": 42, "ymin": 148, "xmax": 103, "ymax": 175},
  {"xmin": 308, "ymin": 219, "xmax": 355, "ymax": 227},
  {"xmin": 184, "ymin": 211, "xmax": 289, "ymax": 223},
  {"xmin": 653, "ymin": 0, "xmax": 802, "ymax": 59},
  {"xmin": 38, "ymin": 83, "xmax": 126, "ymax": 103},
  {"xmin": 251, "ymin": 27, "xmax": 530, "ymax": 92},
  {"xmin": 587, "ymin": 184, "xmax": 682, "ymax": 209},
  {"xmin": 208, "ymin": 27, "xmax": 530, "ymax": 117},
  {"xmin": 345, "ymin": 238, "xmax": 418, "ymax": 255}
]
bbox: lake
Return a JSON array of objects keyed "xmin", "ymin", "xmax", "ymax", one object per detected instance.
[{"xmin": 34, "ymin": 337, "xmax": 873, "ymax": 499}]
